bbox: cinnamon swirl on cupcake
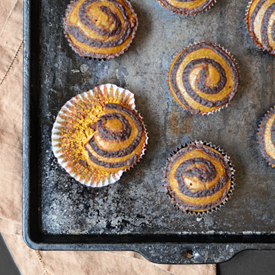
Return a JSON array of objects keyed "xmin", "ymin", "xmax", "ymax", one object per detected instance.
[
  {"xmin": 157, "ymin": 0, "xmax": 216, "ymax": 16},
  {"xmin": 168, "ymin": 42, "xmax": 239, "ymax": 115},
  {"xmin": 52, "ymin": 84, "xmax": 148, "ymax": 187},
  {"xmin": 257, "ymin": 107, "xmax": 275, "ymax": 167},
  {"xmin": 246, "ymin": 0, "xmax": 275, "ymax": 54},
  {"xmin": 63, "ymin": 0, "xmax": 138, "ymax": 59},
  {"xmin": 163, "ymin": 141, "xmax": 234, "ymax": 214}
]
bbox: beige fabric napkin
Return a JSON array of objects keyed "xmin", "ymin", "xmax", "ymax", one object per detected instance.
[{"xmin": 0, "ymin": 0, "xmax": 216, "ymax": 274}]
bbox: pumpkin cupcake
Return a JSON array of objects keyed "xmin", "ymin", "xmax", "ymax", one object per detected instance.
[
  {"xmin": 52, "ymin": 84, "xmax": 148, "ymax": 187},
  {"xmin": 163, "ymin": 141, "xmax": 234, "ymax": 214},
  {"xmin": 246, "ymin": 0, "xmax": 275, "ymax": 55},
  {"xmin": 63, "ymin": 0, "xmax": 138, "ymax": 59},
  {"xmin": 156, "ymin": 0, "xmax": 216, "ymax": 16},
  {"xmin": 168, "ymin": 42, "xmax": 239, "ymax": 115},
  {"xmin": 257, "ymin": 106, "xmax": 275, "ymax": 167}
]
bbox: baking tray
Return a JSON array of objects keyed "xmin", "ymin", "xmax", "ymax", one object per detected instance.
[{"xmin": 23, "ymin": 0, "xmax": 275, "ymax": 264}]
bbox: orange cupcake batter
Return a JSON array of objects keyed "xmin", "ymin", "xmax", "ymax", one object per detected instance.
[
  {"xmin": 163, "ymin": 141, "xmax": 234, "ymax": 213},
  {"xmin": 168, "ymin": 42, "xmax": 239, "ymax": 115},
  {"xmin": 246, "ymin": 0, "xmax": 275, "ymax": 54},
  {"xmin": 52, "ymin": 84, "xmax": 148, "ymax": 187},
  {"xmin": 64, "ymin": 0, "xmax": 138, "ymax": 59},
  {"xmin": 157, "ymin": 0, "xmax": 216, "ymax": 15},
  {"xmin": 258, "ymin": 107, "xmax": 275, "ymax": 167}
]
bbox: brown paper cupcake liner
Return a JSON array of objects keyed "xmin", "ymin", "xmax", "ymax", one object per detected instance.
[
  {"xmin": 168, "ymin": 41, "xmax": 239, "ymax": 115},
  {"xmin": 257, "ymin": 106, "xmax": 275, "ymax": 168},
  {"xmin": 163, "ymin": 141, "xmax": 235, "ymax": 215},
  {"xmin": 52, "ymin": 84, "xmax": 148, "ymax": 188},
  {"xmin": 156, "ymin": 0, "xmax": 216, "ymax": 16},
  {"xmin": 245, "ymin": 0, "xmax": 275, "ymax": 55},
  {"xmin": 63, "ymin": 0, "xmax": 138, "ymax": 59}
]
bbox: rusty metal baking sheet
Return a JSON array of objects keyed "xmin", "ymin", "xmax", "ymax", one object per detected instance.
[{"xmin": 23, "ymin": 0, "xmax": 275, "ymax": 264}]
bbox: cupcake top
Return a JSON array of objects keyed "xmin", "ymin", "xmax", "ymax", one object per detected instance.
[
  {"xmin": 168, "ymin": 42, "xmax": 239, "ymax": 115},
  {"xmin": 157, "ymin": 0, "xmax": 216, "ymax": 16},
  {"xmin": 52, "ymin": 84, "xmax": 148, "ymax": 187},
  {"xmin": 257, "ymin": 107, "xmax": 275, "ymax": 167},
  {"xmin": 63, "ymin": 0, "xmax": 138, "ymax": 59},
  {"xmin": 163, "ymin": 141, "xmax": 234, "ymax": 213},
  {"xmin": 246, "ymin": 0, "xmax": 275, "ymax": 55}
]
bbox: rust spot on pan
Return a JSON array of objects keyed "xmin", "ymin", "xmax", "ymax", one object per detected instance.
[{"xmin": 167, "ymin": 103, "xmax": 193, "ymax": 147}]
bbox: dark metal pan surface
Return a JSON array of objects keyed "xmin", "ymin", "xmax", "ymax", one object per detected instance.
[{"xmin": 23, "ymin": 0, "xmax": 275, "ymax": 263}]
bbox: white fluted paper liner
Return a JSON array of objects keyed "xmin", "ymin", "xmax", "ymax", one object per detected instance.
[{"xmin": 52, "ymin": 84, "xmax": 148, "ymax": 188}]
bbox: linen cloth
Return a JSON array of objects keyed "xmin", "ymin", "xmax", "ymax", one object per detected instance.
[{"xmin": 0, "ymin": 0, "xmax": 216, "ymax": 274}]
